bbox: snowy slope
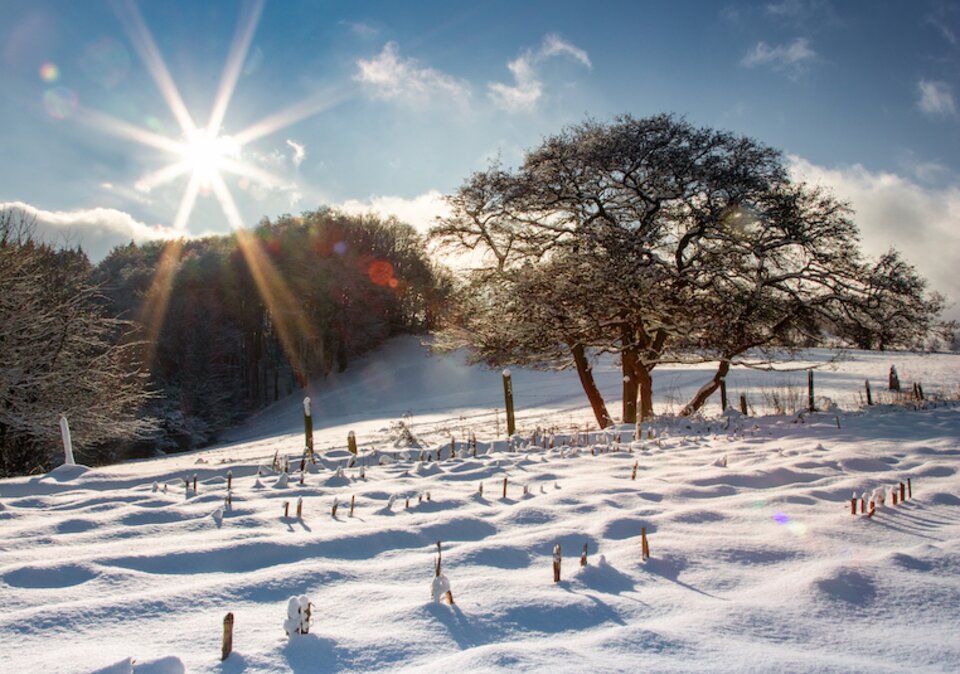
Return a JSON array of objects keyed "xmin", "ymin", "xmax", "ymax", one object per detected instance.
[{"xmin": 1, "ymin": 338, "xmax": 959, "ymax": 673}]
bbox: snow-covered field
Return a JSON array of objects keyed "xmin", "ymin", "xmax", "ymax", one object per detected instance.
[{"xmin": 1, "ymin": 338, "xmax": 959, "ymax": 673}]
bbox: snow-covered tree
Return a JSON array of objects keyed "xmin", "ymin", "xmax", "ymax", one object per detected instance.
[
  {"xmin": 0, "ymin": 209, "xmax": 155, "ymax": 475},
  {"xmin": 432, "ymin": 114, "xmax": 943, "ymax": 421}
]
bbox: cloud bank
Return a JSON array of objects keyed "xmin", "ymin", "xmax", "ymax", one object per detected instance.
[
  {"xmin": 0, "ymin": 201, "xmax": 181, "ymax": 262},
  {"xmin": 787, "ymin": 156, "xmax": 960, "ymax": 318},
  {"xmin": 335, "ymin": 191, "xmax": 450, "ymax": 233}
]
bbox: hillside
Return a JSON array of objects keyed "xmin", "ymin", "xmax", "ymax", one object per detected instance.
[{"xmin": 1, "ymin": 338, "xmax": 959, "ymax": 673}]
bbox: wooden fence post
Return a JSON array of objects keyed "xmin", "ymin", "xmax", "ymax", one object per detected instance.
[
  {"xmin": 348, "ymin": 431, "xmax": 358, "ymax": 455},
  {"xmin": 580, "ymin": 543, "xmax": 588, "ymax": 567},
  {"xmin": 553, "ymin": 544, "xmax": 562, "ymax": 582},
  {"xmin": 740, "ymin": 394, "xmax": 748, "ymax": 415},
  {"xmin": 222, "ymin": 612, "xmax": 234, "ymax": 661},
  {"xmin": 503, "ymin": 370, "xmax": 516, "ymax": 436},
  {"xmin": 865, "ymin": 380, "xmax": 873, "ymax": 406},
  {"xmin": 303, "ymin": 397, "xmax": 314, "ymax": 462},
  {"xmin": 719, "ymin": 378, "xmax": 728, "ymax": 412},
  {"xmin": 641, "ymin": 527, "xmax": 650, "ymax": 560},
  {"xmin": 808, "ymin": 370, "xmax": 815, "ymax": 413}
]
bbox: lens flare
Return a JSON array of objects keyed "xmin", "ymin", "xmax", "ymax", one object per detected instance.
[
  {"xmin": 367, "ymin": 259, "xmax": 395, "ymax": 286},
  {"xmin": 43, "ymin": 87, "xmax": 78, "ymax": 119},
  {"xmin": 137, "ymin": 239, "xmax": 185, "ymax": 368},
  {"xmin": 39, "ymin": 63, "xmax": 59, "ymax": 83},
  {"xmin": 772, "ymin": 512, "xmax": 808, "ymax": 537}
]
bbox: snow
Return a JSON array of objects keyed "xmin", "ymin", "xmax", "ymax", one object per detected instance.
[{"xmin": 1, "ymin": 336, "xmax": 959, "ymax": 673}]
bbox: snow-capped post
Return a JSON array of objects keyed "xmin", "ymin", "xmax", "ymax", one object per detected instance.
[
  {"xmin": 432, "ymin": 541, "xmax": 454, "ymax": 604},
  {"xmin": 193, "ymin": 474, "xmax": 198, "ymax": 493},
  {"xmin": 553, "ymin": 544, "xmax": 562, "ymax": 582},
  {"xmin": 347, "ymin": 431, "xmax": 358, "ymax": 455},
  {"xmin": 889, "ymin": 366, "xmax": 900, "ymax": 392},
  {"xmin": 221, "ymin": 612, "xmax": 234, "ymax": 661},
  {"xmin": 892, "ymin": 489, "xmax": 898, "ymax": 506},
  {"xmin": 865, "ymin": 380, "xmax": 873, "ymax": 406},
  {"xmin": 332, "ymin": 497, "xmax": 339, "ymax": 517},
  {"xmin": 296, "ymin": 496, "xmax": 303, "ymax": 518},
  {"xmin": 641, "ymin": 527, "xmax": 650, "ymax": 560},
  {"xmin": 850, "ymin": 492, "xmax": 856, "ymax": 515},
  {"xmin": 303, "ymin": 397, "xmax": 314, "ymax": 462},
  {"xmin": 284, "ymin": 596, "xmax": 312, "ymax": 636},
  {"xmin": 807, "ymin": 370, "xmax": 815, "ymax": 413},
  {"xmin": 502, "ymin": 369, "xmax": 516, "ymax": 437},
  {"xmin": 719, "ymin": 378, "xmax": 728, "ymax": 412},
  {"xmin": 739, "ymin": 394, "xmax": 748, "ymax": 415},
  {"xmin": 860, "ymin": 493, "xmax": 866, "ymax": 514},
  {"xmin": 580, "ymin": 543, "xmax": 588, "ymax": 567},
  {"xmin": 58, "ymin": 414, "xmax": 75, "ymax": 466},
  {"xmin": 227, "ymin": 470, "xmax": 232, "ymax": 491}
]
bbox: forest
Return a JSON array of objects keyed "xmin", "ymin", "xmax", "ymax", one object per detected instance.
[{"xmin": 0, "ymin": 207, "xmax": 449, "ymax": 476}]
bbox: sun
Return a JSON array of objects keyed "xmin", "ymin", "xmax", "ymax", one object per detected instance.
[
  {"xmin": 76, "ymin": 0, "xmax": 345, "ymax": 234},
  {"xmin": 179, "ymin": 129, "xmax": 241, "ymax": 190}
]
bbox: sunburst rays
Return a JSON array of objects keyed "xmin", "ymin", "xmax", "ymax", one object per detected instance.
[{"xmin": 95, "ymin": 0, "xmax": 347, "ymax": 377}]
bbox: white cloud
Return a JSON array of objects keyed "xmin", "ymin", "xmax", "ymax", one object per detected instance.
[
  {"xmin": 741, "ymin": 37, "xmax": 816, "ymax": 71},
  {"xmin": 787, "ymin": 156, "xmax": 960, "ymax": 318},
  {"xmin": 342, "ymin": 20, "xmax": 378, "ymax": 38},
  {"xmin": 917, "ymin": 79, "xmax": 956, "ymax": 117},
  {"xmin": 285, "ymin": 139, "xmax": 306, "ymax": 168},
  {"xmin": 0, "ymin": 201, "xmax": 181, "ymax": 262},
  {"xmin": 334, "ymin": 190, "xmax": 451, "ymax": 233},
  {"xmin": 354, "ymin": 42, "xmax": 470, "ymax": 106},
  {"xmin": 540, "ymin": 34, "xmax": 592, "ymax": 68},
  {"xmin": 488, "ymin": 34, "xmax": 592, "ymax": 113}
]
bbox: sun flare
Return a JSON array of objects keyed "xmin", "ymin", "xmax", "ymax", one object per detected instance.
[{"xmin": 179, "ymin": 129, "xmax": 241, "ymax": 189}]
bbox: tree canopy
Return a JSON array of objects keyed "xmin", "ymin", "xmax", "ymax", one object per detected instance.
[{"xmin": 432, "ymin": 114, "xmax": 943, "ymax": 427}]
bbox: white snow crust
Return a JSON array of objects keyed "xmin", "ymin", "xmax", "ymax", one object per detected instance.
[{"xmin": 1, "ymin": 336, "xmax": 959, "ymax": 672}]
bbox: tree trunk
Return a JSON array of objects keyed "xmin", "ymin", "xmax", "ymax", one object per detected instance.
[
  {"xmin": 680, "ymin": 360, "xmax": 731, "ymax": 416},
  {"xmin": 637, "ymin": 365, "xmax": 654, "ymax": 421},
  {"xmin": 570, "ymin": 342, "xmax": 612, "ymax": 429},
  {"xmin": 622, "ymin": 356, "xmax": 638, "ymax": 424}
]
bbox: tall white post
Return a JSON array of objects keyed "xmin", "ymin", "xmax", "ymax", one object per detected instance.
[{"xmin": 59, "ymin": 414, "xmax": 75, "ymax": 466}]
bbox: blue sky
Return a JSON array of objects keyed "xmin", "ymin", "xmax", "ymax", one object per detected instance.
[{"xmin": 1, "ymin": 0, "xmax": 958, "ymax": 315}]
